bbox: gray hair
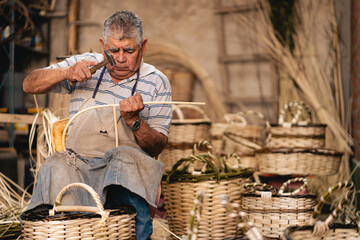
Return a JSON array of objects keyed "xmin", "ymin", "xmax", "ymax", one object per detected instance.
[{"xmin": 103, "ymin": 10, "xmax": 143, "ymax": 46}]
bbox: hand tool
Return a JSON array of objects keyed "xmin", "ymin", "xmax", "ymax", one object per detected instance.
[
  {"xmin": 89, "ymin": 49, "xmax": 116, "ymax": 74},
  {"xmin": 70, "ymin": 49, "xmax": 115, "ymax": 86}
]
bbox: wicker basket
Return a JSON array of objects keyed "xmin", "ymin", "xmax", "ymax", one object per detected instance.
[
  {"xmin": 158, "ymin": 105, "xmax": 211, "ymax": 171},
  {"xmin": 255, "ymin": 148, "xmax": 343, "ymax": 176},
  {"xmin": 162, "ymin": 141, "xmax": 254, "ymax": 240},
  {"xmin": 269, "ymin": 124, "xmax": 326, "ymax": 149},
  {"xmin": 240, "ymin": 178, "xmax": 317, "ymax": 239},
  {"xmin": 269, "ymin": 101, "xmax": 327, "ymax": 149},
  {"xmin": 217, "ymin": 111, "xmax": 270, "ymax": 157},
  {"xmin": 21, "ymin": 183, "xmax": 136, "ymax": 240},
  {"xmin": 283, "ymin": 181, "xmax": 357, "ymax": 240}
]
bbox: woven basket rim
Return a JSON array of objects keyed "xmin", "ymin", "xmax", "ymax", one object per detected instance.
[
  {"xmin": 163, "ymin": 168, "xmax": 254, "ymax": 183},
  {"xmin": 20, "ymin": 206, "xmax": 136, "ymax": 222},
  {"xmin": 271, "ymin": 123, "xmax": 327, "ymax": 127},
  {"xmin": 255, "ymin": 147, "xmax": 343, "ymax": 156},
  {"xmin": 240, "ymin": 192, "xmax": 317, "ymax": 199},
  {"xmin": 171, "ymin": 120, "xmax": 211, "ymax": 125},
  {"xmin": 283, "ymin": 223, "xmax": 359, "ymax": 240}
]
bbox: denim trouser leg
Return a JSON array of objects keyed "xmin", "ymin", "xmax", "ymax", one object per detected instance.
[{"xmin": 105, "ymin": 185, "xmax": 152, "ymax": 240}]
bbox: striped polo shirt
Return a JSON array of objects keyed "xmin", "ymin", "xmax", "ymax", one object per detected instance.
[{"xmin": 48, "ymin": 52, "xmax": 172, "ymax": 136}]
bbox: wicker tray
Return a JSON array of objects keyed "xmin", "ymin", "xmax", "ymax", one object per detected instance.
[
  {"xmin": 240, "ymin": 178, "xmax": 317, "ymax": 239},
  {"xmin": 162, "ymin": 142, "xmax": 254, "ymax": 239},
  {"xmin": 283, "ymin": 181, "xmax": 357, "ymax": 240},
  {"xmin": 255, "ymin": 148, "xmax": 343, "ymax": 176},
  {"xmin": 21, "ymin": 183, "xmax": 136, "ymax": 240}
]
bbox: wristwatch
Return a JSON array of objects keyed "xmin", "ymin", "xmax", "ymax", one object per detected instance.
[{"xmin": 130, "ymin": 116, "xmax": 141, "ymax": 131}]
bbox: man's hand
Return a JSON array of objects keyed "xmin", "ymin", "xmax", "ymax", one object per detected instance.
[
  {"xmin": 64, "ymin": 60, "xmax": 97, "ymax": 84},
  {"xmin": 119, "ymin": 92, "xmax": 145, "ymax": 126}
]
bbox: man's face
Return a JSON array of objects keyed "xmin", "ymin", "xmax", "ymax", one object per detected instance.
[{"xmin": 100, "ymin": 35, "xmax": 146, "ymax": 82}]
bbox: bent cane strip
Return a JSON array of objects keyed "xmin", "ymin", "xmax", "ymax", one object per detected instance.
[{"xmin": 61, "ymin": 101, "xmax": 205, "ymax": 151}]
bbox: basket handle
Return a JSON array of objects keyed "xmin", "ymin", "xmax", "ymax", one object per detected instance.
[
  {"xmin": 166, "ymin": 141, "xmax": 221, "ymax": 183},
  {"xmin": 278, "ymin": 177, "xmax": 308, "ymax": 196},
  {"xmin": 309, "ymin": 181, "xmax": 355, "ymax": 237},
  {"xmin": 49, "ymin": 183, "xmax": 110, "ymax": 223},
  {"xmin": 278, "ymin": 101, "xmax": 312, "ymax": 126},
  {"xmin": 243, "ymin": 182, "xmax": 276, "ymax": 195},
  {"xmin": 172, "ymin": 104, "xmax": 210, "ymax": 121},
  {"xmin": 231, "ymin": 110, "xmax": 272, "ymax": 146},
  {"xmin": 224, "ymin": 113, "xmax": 247, "ymax": 126}
]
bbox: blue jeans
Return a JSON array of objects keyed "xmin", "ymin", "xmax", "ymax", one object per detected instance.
[{"xmin": 105, "ymin": 185, "xmax": 152, "ymax": 240}]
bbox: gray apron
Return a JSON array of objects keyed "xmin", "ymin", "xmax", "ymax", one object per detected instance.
[{"xmin": 25, "ymin": 67, "xmax": 165, "ymax": 211}]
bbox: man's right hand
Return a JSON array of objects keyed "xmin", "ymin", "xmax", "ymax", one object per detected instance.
[{"xmin": 64, "ymin": 60, "xmax": 97, "ymax": 84}]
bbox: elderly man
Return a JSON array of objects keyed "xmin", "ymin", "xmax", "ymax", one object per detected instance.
[{"xmin": 22, "ymin": 10, "xmax": 171, "ymax": 239}]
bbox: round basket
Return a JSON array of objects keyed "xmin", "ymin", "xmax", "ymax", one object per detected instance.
[
  {"xmin": 240, "ymin": 178, "xmax": 317, "ymax": 239},
  {"xmin": 158, "ymin": 105, "xmax": 211, "ymax": 171},
  {"xmin": 283, "ymin": 181, "xmax": 357, "ymax": 240},
  {"xmin": 270, "ymin": 101, "xmax": 327, "ymax": 149},
  {"xmin": 21, "ymin": 183, "xmax": 136, "ymax": 240},
  {"xmin": 168, "ymin": 105, "xmax": 211, "ymax": 144},
  {"xmin": 269, "ymin": 124, "xmax": 326, "ymax": 149},
  {"xmin": 255, "ymin": 148, "xmax": 343, "ymax": 176},
  {"xmin": 162, "ymin": 142, "xmax": 254, "ymax": 240}
]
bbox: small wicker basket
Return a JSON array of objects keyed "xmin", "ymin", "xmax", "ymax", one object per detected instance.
[
  {"xmin": 255, "ymin": 148, "xmax": 343, "ymax": 176},
  {"xmin": 268, "ymin": 101, "xmax": 327, "ymax": 149},
  {"xmin": 240, "ymin": 178, "xmax": 317, "ymax": 239},
  {"xmin": 21, "ymin": 183, "xmax": 136, "ymax": 240},
  {"xmin": 283, "ymin": 181, "xmax": 358, "ymax": 240},
  {"xmin": 158, "ymin": 105, "xmax": 211, "ymax": 172},
  {"xmin": 162, "ymin": 141, "xmax": 254, "ymax": 240}
]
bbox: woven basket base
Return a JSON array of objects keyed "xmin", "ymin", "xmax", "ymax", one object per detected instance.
[{"xmin": 22, "ymin": 213, "xmax": 136, "ymax": 240}]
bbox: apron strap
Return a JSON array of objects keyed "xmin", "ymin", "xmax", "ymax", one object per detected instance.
[
  {"xmin": 92, "ymin": 67, "xmax": 107, "ymax": 99},
  {"xmin": 131, "ymin": 70, "xmax": 140, "ymax": 96},
  {"xmin": 93, "ymin": 67, "xmax": 140, "ymax": 99}
]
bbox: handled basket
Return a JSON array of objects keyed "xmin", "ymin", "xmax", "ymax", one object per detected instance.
[
  {"xmin": 162, "ymin": 141, "xmax": 254, "ymax": 240},
  {"xmin": 21, "ymin": 183, "xmax": 136, "ymax": 240},
  {"xmin": 255, "ymin": 148, "xmax": 343, "ymax": 176},
  {"xmin": 158, "ymin": 105, "xmax": 211, "ymax": 171},
  {"xmin": 283, "ymin": 181, "xmax": 359, "ymax": 240},
  {"xmin": 217, "ymin": 111, "xmax": 270, "ymax": 171},
  {"xmin": 269, "ymin": 101, "xmax": 326, "ymax": 149},
  {"xmin": 240, "ymin": 178, "xmax": 317, "ymax": 239}
]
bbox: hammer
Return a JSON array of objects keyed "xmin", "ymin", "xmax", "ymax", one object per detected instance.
[
  {"xmin": 70, "ymin": 49, "xmax": 116, "ymax": 85},
  {"xmin": 89, "ymin": 49, "xmax": 116, "ymax": 74}
]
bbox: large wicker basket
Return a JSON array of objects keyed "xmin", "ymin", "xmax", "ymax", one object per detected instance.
[
  {"xmin": 158, "ymin": 105, "xmax": 211, "ymax": 172},
  {"xmin": 240, "ymin": 178, "xmax": 317, "ymax": 239},
  {"xmin": 255, "ymin": 148, "xmax": 343, "ymax": 176},
  {"xmin": 21, "ymin": 183, "xmax": 136, "ymax": 240},
  {"xmin": 283, "ymin": 181, "xmax": 357, "ymax": 240},
  {"xmin": 162, "ymin": 141, "xmax": 254, "ymax": 240}
]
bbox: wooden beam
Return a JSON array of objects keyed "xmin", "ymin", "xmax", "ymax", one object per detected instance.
[{"xmin": 0, "ymin": 113, "xmax": 42, "ymax": 125}]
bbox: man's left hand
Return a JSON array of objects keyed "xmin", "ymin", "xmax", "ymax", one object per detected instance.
[{"xmin": 119, "ymin": 92, "xmax": 145, "ymax": 126}]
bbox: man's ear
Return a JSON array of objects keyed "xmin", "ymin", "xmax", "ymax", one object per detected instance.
[
  {"xmin": 141, "ymin": 39, "xmax": 147, "ymax": 57},
  {"xmin": 100, "ymin": 38, "xmax": 105, "ymax": 50}
]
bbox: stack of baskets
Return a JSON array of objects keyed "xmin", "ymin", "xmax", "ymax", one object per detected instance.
[
  {"xmin": 240, "ymin": 178, "xmax": 317, "ymax": 239},
  {"xmin": 210, "ymin": 111, "xmax": 270, "ymax": 169},
  {"xmin": 158, "ymin": 105, "xmax": 211, "ymax": 172},
  {"xmin": 256, "ymin": 101, "xmax": 343, "ymax": 176},
  {"xmin": 21, "ymin": 183, "xmax": 136, "ymax": 239},
  {"xmin": 162, "ymin": 141, "xmax": 254, "ymax": 239}
]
